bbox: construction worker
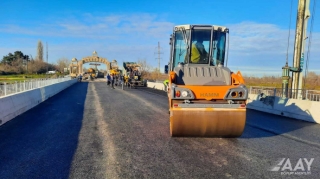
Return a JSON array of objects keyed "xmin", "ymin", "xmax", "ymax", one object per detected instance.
[
  {"xmin": 106, "ymin": 74, "xmax": 111, "ymax": 85},
  {"xmin": 163, "ymin": 79, "xmax": 169, "ymax": 92},
  {"xmin": 124, "ymin": 75, "xmax": 129, "ymax": 85},
  {"xmin": 78, "ymin": 74, "xmax": 82, "ymax": 82},
  {"xmin": 111, "ymin": 74, "xmax": 115, "ymax": 89}
]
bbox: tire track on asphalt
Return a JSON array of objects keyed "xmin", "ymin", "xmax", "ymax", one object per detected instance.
[
  {"xmin": 69, "ymin": 83, "xmax": 119, "ymax": 179},
  {"xmin": 91, "ymin": 83, "xmax": 119, "ymax": 179},
  {"xmin": 117, "ymin": 88, "xmax": 167, "ymax": 114}
]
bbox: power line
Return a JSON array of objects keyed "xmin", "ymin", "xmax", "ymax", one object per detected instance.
[
  {"xmin": 304, "ymin": 0, "xmax": 317, "ymax": 89},
  {"xmin": 285, "ymin": 0, "xmax": 294, "ymax": 65}
]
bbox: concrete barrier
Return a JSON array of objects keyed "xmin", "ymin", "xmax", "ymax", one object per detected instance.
[
  {"xmin": 147, "ymin": 81, "xmax": 165, "ymax": 91},
  {"xmin": 0, "ymin": 79, "xmax": 77, "ymax": 126},
  {"xmin": 246, "ymin": 94, "xmax": 320, "ymax": 124}
]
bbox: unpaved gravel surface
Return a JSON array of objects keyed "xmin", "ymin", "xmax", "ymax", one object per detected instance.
[{"xmin": 0, "ymin": 81, "xmax": 320, "ymax": 179}]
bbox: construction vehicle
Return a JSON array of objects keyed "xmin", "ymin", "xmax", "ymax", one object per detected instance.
[
  {"xmin": 87, "ymin": 68, "xmax": 96, "ymax": 77},
  {"xmin": 83, "ymin": 68, "xmax": 96, "ymax": 80},
  {"xmin": 108, "ymin": 60, "xmax": 122, "ymax": 85},
  {"xmin": 165, "ymin": 24, "xmax": 248, "ymax": 137},
  {"xmin": 109, "ymin": 60, "xmax": 121, "ymax": 75},
  {"xmin": 123, "ymin": 62, "xmax": 146, "ymax": 87}
]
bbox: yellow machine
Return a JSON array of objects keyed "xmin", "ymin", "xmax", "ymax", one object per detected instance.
[
  {"xmin": 123, "ymin": 62, "xmax": 145, "ymax": 87},
  {"xmin": 109, "ymin": 60, "xmax": 121, "ymax": 75},
  {"xmin": 87, "ymin": 68, "xmax": 96, "ymax": 78},
  {"xmin": 165, "ymin": 24, "xmax": 248, "ymax": 137}
]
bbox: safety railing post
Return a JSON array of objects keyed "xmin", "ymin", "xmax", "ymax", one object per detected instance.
[
  {"xmin": 15, "ymin": 81, "xmax": 17, "ymax": 93},
  {"xmin": 4, "ymin": 82, "xmax": 6, "ymax": 96},
  {"xmin": 306, "ymin": 90, "xmax": 309, "ymax": 100}
]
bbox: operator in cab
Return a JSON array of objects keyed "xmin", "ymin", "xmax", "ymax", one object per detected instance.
[{"xmin": 190, "ymin": 36, "xmax": 208, "ymax": 64}]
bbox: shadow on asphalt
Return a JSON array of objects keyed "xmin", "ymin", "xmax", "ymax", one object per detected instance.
[
  {"xmin": 240, "ymin": 109, "xmax": 319, "ymax": 139},
  {"xmin": 0, "ymin": 82, "xmax": 88, "ymax": 178}
]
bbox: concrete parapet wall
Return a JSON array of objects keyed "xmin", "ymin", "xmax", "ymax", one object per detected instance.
[
  {"xmin": 0, "ymin": 79, "xmax": 77, "ymax": 126},
  {"xmin": 147, "ymin": 81, "xmax": 165, "ymax": 91},
  {"xmin": 247, "ymin": 94, "xmax": 320, "ymax": 123}
]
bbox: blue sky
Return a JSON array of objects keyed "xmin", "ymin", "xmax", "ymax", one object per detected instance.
[{"xmin": 0, "ymin": 0, "xmax": 319, "ymax": 77}]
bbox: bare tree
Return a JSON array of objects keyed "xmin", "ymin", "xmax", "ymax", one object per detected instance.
[
  {"xmin": 56, "ymin": 58, "xmax": 70, "ymax": 73},
  {"xmin": 304, "ymin": 72, "xmax": 319, "ymax": 90},
  {"xmin": 137, "ymin": 59, "xmax": 152, "ymax": 72},
  {"xmin": 28, "ymin": 60, "xmax": 47, "ymax": 74},
  {"xmin": 11, "ymin": 58, "xmax": 25, "ymax": 74},
  {"xmin": 37, "ymin": 40, "xmax": 43, "ymax": 61},
  {"xmin": 137, "ymin": 59, "xmax": 152, "ymax": 80}
]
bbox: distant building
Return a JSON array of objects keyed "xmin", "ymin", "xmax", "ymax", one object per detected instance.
[{"xmin": 46, "ymin": 71, "xmax": 56, "ymax": 74}]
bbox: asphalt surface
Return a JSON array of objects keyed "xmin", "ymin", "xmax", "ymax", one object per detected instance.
[{"xmin": 0, "ymin": 81, "xmax": 320, "ymax": 179}]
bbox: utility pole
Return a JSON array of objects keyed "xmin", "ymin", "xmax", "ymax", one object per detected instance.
[
  {"xmin": 154, "ymin": 42, "xmax": 163, "ymax": 79},
  {"xmin": 46, "ymin": 42, "xmax": 48, "ymax": 74},
  {"xmin": 291, "ymin": 0, "xmax": 310, "ymax": 99}
]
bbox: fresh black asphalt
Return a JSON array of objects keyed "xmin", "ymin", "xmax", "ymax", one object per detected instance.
[{"xmin": 0, "ymin": 81, "xmax": 319, "ymax": 179}]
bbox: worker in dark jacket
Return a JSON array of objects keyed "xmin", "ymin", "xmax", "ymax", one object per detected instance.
[
  {"xmin": 107, "ymin": 74, "xmax": 111, "ymax": 85},
  {"xmin": 111, "ymin": 74, "xmax": 115, "ymax": 89}
]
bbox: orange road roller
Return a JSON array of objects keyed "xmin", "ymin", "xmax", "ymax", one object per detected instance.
[{"xmin": 164, "ymin": 24, "xmax": 248, "ymax": 137}]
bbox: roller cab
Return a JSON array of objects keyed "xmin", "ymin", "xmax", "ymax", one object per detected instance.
[{"xmin": 165, "ymin": 25, "xmax": 248, "ymax": 137}]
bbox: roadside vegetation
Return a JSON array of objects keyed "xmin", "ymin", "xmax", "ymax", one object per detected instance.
[
  {"xmin": 0, "ymin": 74, "xmax": 60, "ymax": 83},
  {"xmin": 1, "ymin": 50, "xmax": 319, "ymax": 90},
  {"xmin": 0, "ymin": 44, "xmax": 70, "ymax": 84},
  {"xmin": 137, "ymin": 60, "xmax": 320, "ymax": 90},
  {"xmin": 244, "ymin": 72, "xmax": 320, "ymax": 90},
  {"xmin": 136, "ymin": 59, "xmax": 320, "ymax": 90}
]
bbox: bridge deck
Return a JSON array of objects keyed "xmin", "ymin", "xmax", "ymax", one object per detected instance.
[{"xmin": 0, "ymin": 81, "xmax": 320, "ymax": 178}]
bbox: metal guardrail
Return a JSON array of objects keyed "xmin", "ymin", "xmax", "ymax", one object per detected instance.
[
  {"xmin": 249, "ymin": 86, "xmax": 320, "ymax": 102},
  {"xmin": 0, "ymin": 77, "xmax": 72, "ymax": 98}
]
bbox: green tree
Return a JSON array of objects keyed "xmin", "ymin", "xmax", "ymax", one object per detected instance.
[
  {"xmin": 1, "ymin": 51, "xmax": 29, "ymax": 67},
  {"xmin": 37, "ymin": 40, "xmax": 43, "ymax": 61}
]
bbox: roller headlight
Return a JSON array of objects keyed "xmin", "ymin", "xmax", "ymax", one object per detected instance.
[
  {"xmin": 171, "ymin": 85, "xmax": 195, "ymax": 99},
  {"xmin": 223, "ymin": 85, "xmax": 248, "ymax": 100},
  {"xmin": 181, "ymin": 91, "xmax": 188, "ymax": 97}
]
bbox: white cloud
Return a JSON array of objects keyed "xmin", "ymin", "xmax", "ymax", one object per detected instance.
[
  {"xmin": 228, "ymin": 21, "xmax": 292, "ymax": 54},
  {"xmin": 0, "ymin": 13, "xmax": 173, "ymax": 68},
  {"xmin": 226, "ymin": 21, "xmax": 320, "ymax": 76},
  {"xmin": 0, "ymin": 18, "xmax": 319, "ymax": 77}
]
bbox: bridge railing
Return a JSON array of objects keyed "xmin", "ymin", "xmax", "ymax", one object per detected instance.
[
  {"xmin": 249, "ymin": 86, "xmax": 320, "ymax": 102},
  {"xmin": 0, "ymin": 77, "xmax": 72, "ymax": 98}
]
